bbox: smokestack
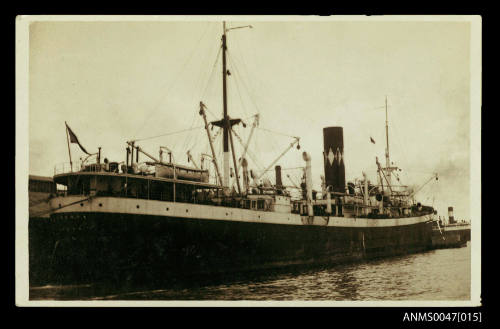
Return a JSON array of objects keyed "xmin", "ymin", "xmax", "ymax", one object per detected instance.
[
  {"xmin": 448, "ymin": 206, "xmax": 455, "ymax": 224},
  {"xmin": 323, "ymin": 127, "xmax": 345, "ymax": 193},
  {"xmin": 275, "ymin": 165, "xmax": 283, "ymax": 189}
]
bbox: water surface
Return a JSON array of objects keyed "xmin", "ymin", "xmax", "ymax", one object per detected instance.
[{"xmin": 30, "ymin": 242, "xmax": 471, "ymax": 301}]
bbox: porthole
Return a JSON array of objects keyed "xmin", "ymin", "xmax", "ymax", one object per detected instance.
[
  {"xmin": 166, "ymin": 207, "xmax": 169, "ymax": 211},
  {"xmin": 186, "ymin": 209, "xmax": 189, "ymax": 213},
  {"xmin": 137, "ymin": 205, "xmax": 140, "ymax": 209},
  {"xmin": 99, "ymin": 203, "xmax": 103, "ymax": 207},
  {"xmin": 80, "ymin": 203, "xmax": 84, "ymax": 207}
]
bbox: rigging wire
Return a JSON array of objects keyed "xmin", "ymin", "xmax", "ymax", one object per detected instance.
[
  {"xmin": 193, "ymin": 24, "xmax": 218, "ymax": 98},
  {"xmin": 229, "ymin": 42, "xmax": 276, "ymax": 115},
  {"xmin": 262, "ymin": 166, "xmax": 305, "ymax": 172},
  {"xmin": 226, "ymin": 51, "xmax": 249, "ymax": 119},
  {"xmin": 225, "ymin": 49, "xmax": 262, "ymax": 115},
  {"xmin": 185, "ymin": 127, "xmax": 203, "ymax": 157},
  {"xmin": 180, "ymin": 25, "xmax": 222, "ymax": 151},
  {"xmin": 389, "ymin": 117, "xmax": 411, "ymax": 182},
  {"xmin": 212, "ymin": 126, "xmax": 222, "ymax": 140},
  {"xmin": 132, "ymin": 22, "xmax": 213, "ymax": 140},
  {"xmin": 131, "ymin": 126, "xmax": 204, "ymax": 143},
  {"xmin": 256, "ymin": 126, "xmax": 298, "ymax": 139},
  {"xmin": 133, "ymin": 25, "xmax": 219, "ymax": 155},
  {"xmin": 201, "ymin": 44, "xmax": 222, "ymax": 101},
  {"xmin": 201, "ymin": 102, "xmax": 219, "ymax": 121},
  {"xmin": 231, "ymin": 34, "xmax": 260, "ymax": 95},
  {"xmin": 231, "ymin": 128, "xmax": 265, "ymax": 172},
  {"xmin": 259, "ymin": 128, "xmax": 281, "ymax": 166},
  {"xmin": 228, "ymin": 44, "xmax": 269, "ymax": 105},
  {"xmin": 181, "ymin": 104, "xmax": 204, "ymax": 152}
]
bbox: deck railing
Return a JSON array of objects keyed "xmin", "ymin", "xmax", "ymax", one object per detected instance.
[
  {"xmin": 54, "ymin": 161, "xmax": 108, "ymax": 175},
  {"xmin": 54, "ymin": 162, "xmax": 83, "ymax": 175}
]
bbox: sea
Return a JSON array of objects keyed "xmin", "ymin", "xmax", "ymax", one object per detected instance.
[{"xmin": 29, "ymin": 242, "xmax": 471, "ymax": 301}]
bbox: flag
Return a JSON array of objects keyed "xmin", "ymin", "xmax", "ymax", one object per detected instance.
[
  {"xmin": 370, "ymin": 137, "xmax": 376, "ymax": 144},
  {"xmin": 66, "ymin": 122, "xmax": 91, "ymax": 155}
]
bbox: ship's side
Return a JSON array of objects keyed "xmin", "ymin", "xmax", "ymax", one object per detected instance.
[
  {"xmin": 30, "ymin": 121, "xmax": 437, "ymax": 285},
  {"xmin": 28, "ymin": 175, "xmax": 56, "ymax": 219},
  {"xmin": 27, "ymin": 23, "xmax": 447, "ymax": 287},
  {"xmin": 29, "ymin": 194, "xmax": 433, "ymax": 285},
  {"xmin": 27, "ymin": 23, "xmax": 447, "ymax": 288},
  {"xmin": 431, "ymin": 206, "xmax": 471, "ymax": 249},
  {"xmin": 432, "ymin": 223, "xmax": 470, "ymax": 249}
]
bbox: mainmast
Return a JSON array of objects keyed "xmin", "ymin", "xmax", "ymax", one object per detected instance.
[
  {"xmin": 221, "ymin": 22, "xmax": 230, "ymax": 188},
  {"xmin": 210, "ymin": 21, "xmax": 251, "ymax": 194}
]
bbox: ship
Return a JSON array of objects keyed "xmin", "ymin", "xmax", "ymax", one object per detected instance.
[
  {"xmin": 432, "ymin": 206, "xmax": 471, "ymax": 249},
  {"xmin": 28, "ymin": 175, "xmax": 56, "ymax": 219},
  {"xmin": 29, "ymin": 22, "xmax": 437, "ymax": 286}
]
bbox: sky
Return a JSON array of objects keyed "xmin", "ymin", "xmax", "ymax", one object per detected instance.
[{"xmin": 27, "ymin": 17, "xmax": 476, "ymax": 221}]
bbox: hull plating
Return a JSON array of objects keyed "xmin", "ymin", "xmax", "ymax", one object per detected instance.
[{"xmin": 29, "ymin": 211, "xmax": 433, "ymax": 285}]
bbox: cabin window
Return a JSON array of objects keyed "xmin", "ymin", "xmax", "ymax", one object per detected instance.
[
  {"xmin": 257, "ymin": 200, "xmax": 265, "ymax": 210},
  {"xmin": 251, "ymin": 200, "xmax": 257, "ymax": 209}
]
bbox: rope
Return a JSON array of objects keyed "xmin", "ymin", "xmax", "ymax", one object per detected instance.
[
  {"xmin": 262, "ymin": 166, "xmax": 305, "ymax": 172},
  {"xmin": 226, "ymin": 51, "xmax": 249, "ymax": 119},
  {"xmin": 231, "ymin": 129, "xmax": 265, "ymax": 171},
  {"xmin": 131, "ymin": 126, "xmax": 204, "ymax": 143},
  {"xmin": 194, "ymin": 24, "xmax": 218, "ymax": 99},
  {"xmin": 256, "ymin": 126, "xmax": 299, "ymax": 139},
  {"xmin": 225, "ymin": 49, "xmax": 262, "ymax": 115},
  {"xmin": 181, "ymin": 108, "xmax": 201, "ymax": 152},
  {"xmin": 201, "ymin": 43, "xmax": 222, "ymax": 100},
  {"xmin": 201, "ymin": 103, "xmax": 218, "ymax": 121},
  {"xmin": 231, "ymin": 36, "xmax": 262, "ymax": 99},
  {"xmin": 132, "ymin": 22, "xmax": 212, "ymax": 140}
]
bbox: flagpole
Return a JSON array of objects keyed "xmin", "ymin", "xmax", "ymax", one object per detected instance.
[{"xmin": 65, "ymin": 122, "xmax": 73, "ymax": 172}]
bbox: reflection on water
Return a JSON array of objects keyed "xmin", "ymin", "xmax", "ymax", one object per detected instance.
[{"xmin": 30, "ymin": 242, "xmax": 471, "ymax": 301}]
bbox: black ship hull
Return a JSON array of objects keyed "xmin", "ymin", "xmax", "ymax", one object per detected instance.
[
  {"xmin": 29, "ymin": 211, "xmax": 434, "ymax": 286},
  {"xmin": 431, "ymin": 226, "xmax": 470, "ymax": 249}
]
